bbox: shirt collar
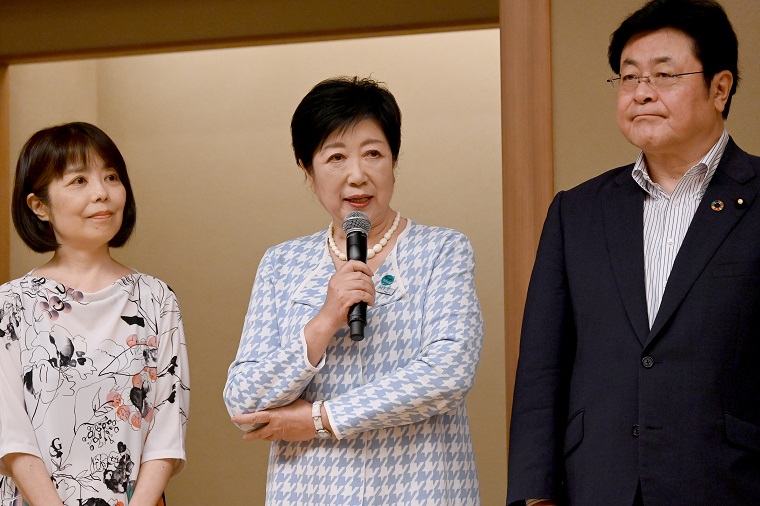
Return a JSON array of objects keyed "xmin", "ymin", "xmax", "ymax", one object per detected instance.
[{"xmin": 631, "ymin": 129, "xmax": 729, "ymax": 199}]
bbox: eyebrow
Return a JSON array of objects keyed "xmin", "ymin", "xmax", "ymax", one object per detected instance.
[
  {"xmin": 62, "ymin": 162, "xmax": 115, "ymax": 175},
  {"xmin": 320, "ymin": 141, "xmax": 345, "ymax": 151},
  {"xmin": 360, "ymin": 138, "xmax": 386, "ymax": 147},
  {"xmin": 622, "ymin": 56, "xmax": 673, "ymax": 67},
  {"xmin": 320, "ymin": 138, "xmax": 386, "ymax": 152}
]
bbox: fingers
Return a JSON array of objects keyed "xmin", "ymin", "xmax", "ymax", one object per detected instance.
[
  {"xmin": 237, "ymin": 399, "xmax": 317, "ymax": 443},
  {"xmin": 231, "ymin": 410, "xmax": 269, "ymax": 426},
  {"xmin": 313, "ymin": 260, "xmax": 378, "ymax": 335},
  {"xmin": 243, "ymin": 426, "xmax": 276, "ymax": 442},
  {"xmin": 326, "ymin": 266, "xmax": 375, "ymax": 309},
  {"xmin": 231, "ymin": 411, "xmax": 271, "ymax": 433},
  {"xmin": 240, "ymin": 414, "xmax": 277, "ymax": 441},
  {"xmin": 341, "ymin": 259, "xmax": 374, "ymax": 277},
  {"xmin": 334, "ymin": 279, "xmax": 375, "ymax": 304},
  {"xmin": 332, "ymin": 262, "xmax": 375, "ymax": 298}
]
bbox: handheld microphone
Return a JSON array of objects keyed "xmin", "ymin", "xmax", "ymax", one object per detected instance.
[{"xmin": 342, "ymin": 211, "xmax": 371, "ymax": 341}]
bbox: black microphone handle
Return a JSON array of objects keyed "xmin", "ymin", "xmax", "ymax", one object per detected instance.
[
  {"xmin": 348, "ymin": 307, "xmax": 366, "ymax": 341},
  {"xmin": 346, "ymin": 230, "xmax": 367, "ymax": 341}
]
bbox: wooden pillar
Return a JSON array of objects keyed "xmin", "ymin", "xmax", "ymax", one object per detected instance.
[
  {"xmin": 0, "ymin": 65, "xmax": 9, "ymax": 281},
  {"xmin": 500, "ymin": 0, "xmax": 554, "ymax": 468}
]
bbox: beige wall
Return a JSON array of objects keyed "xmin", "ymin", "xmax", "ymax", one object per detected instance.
[
  {"xmin": 7, "ymin": 60, "xmax": 100, "ymax": 268},
  {"xmin": 8, "ymin": 29, "xmax": 505, "ymax": 504},
  {"xmin": 552, "ymin": 0, "xmax": 760, "ymax": 192}
]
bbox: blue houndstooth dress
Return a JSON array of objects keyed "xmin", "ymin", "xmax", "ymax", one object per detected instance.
[{"xmin": 224, "ymin": 221, "xmax": 483, "ymax": 505}]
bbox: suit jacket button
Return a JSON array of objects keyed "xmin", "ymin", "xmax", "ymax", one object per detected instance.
[
  {"xmin": 632, "ymin": 424, "xmax": 640, "ymax": 437},
  {"xmin": 641, "ymin": 356, "xmax": 655, "ymax": 368}
]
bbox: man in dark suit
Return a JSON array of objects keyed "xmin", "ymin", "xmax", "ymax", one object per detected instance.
[{"xmin": 507, "ymin": 1, "xmax": 760, "ymax": 505}]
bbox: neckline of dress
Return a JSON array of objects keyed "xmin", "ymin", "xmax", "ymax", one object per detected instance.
[
  {"xmin": 325, "ymin": 218, "xmax": 411, "ymax": 273},
  {"xmin": 25, "ymin": 270, "xmax": 140, "ymax": 300}
]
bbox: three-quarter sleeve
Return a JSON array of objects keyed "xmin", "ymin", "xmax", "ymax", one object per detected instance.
[
  {"xmin": 0, "ymin": 288, "xmax": 44, "ymax": 476},
  {"xmin": 326, "ymin": 232, "xmax": 484, "ymax": 439},
  {"xmin": 140, "ymin": 283, "xmax": 190, "ymax": 474}
]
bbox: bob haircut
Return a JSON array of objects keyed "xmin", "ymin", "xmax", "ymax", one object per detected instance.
[
  {"xmin": 12, "ymin": 122, "xmax": 137, "ymax": 253},
  {"xmin": 290, "ymin": 76, "xmax": 402, "ymax": 173},
  {"xmin": 608, "ymin": 0, "xmax": 739, "ymax": 118}
]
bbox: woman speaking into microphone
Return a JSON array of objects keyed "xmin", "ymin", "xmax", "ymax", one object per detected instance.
[{"xmin": 223, "ymin": 76, "xmax": 484, "ymax": 505}]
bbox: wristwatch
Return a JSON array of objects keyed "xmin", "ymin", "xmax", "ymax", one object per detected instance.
[{"xmin": 312, "ymin": 400, "xmax": 332, "ymax": 439}]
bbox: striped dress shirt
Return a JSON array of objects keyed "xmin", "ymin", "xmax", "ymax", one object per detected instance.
[{"xmin": 633, "ymin": 130, "xmax": 729, "ymax": 327}]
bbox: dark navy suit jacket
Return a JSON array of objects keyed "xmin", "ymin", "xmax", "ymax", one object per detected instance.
[{"xmin": 507, "ymin": 139, "xmax": 760, "ymax": 505}]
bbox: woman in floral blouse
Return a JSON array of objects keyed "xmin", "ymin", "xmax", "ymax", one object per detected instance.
[{"xmin": 0, "ymin": 122, "xmax": 190, "ymax": 506}]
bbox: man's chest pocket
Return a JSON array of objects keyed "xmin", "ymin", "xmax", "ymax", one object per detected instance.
[{"xmin": 713, "ymin": 261, "xmax": 760, "ymax": 278}]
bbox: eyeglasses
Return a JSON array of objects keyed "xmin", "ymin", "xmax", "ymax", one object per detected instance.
[{"xmin": 607, "ymin": 71, "xmax": 703, "ymax": 91}]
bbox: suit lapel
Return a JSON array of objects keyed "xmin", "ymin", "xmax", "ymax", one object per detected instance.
[
  {"xmin": 647, "ymin": 140, "xmax": 757, "ymax": 344},
  {"xmin": 603, "ymin": 168, "xmax": 650, "ymax": 346}
]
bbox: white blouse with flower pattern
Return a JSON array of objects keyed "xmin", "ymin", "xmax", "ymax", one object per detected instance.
[{"xmin": 0, "ymin": 273, "xmax": 189, "ymax": 506}]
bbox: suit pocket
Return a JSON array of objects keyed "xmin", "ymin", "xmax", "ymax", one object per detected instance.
[
  {"xmin": 725, "ymin": 412, "xmax": 760, "ymax": 452},
  {"xmin": 563, "ymin": 409, "xmax": 585, "ymax": 457},
  {"xmin": 713, "ymin": 261, "xmax": 760, "ymax": 278}
]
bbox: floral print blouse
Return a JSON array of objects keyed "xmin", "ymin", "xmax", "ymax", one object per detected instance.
[{"xmin": 0, "ymin": 273, "xmax": 189, "ymax": 506}]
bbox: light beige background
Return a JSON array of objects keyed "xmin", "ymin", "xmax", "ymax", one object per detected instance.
[{"xmin": 8, "ymin": 30, "xmax": 505, "ymax": 505}]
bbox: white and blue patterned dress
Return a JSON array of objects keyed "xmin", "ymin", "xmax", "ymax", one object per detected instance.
[
  {"xmin": 224, "ymin": 221, "xmax": 483, "ymax": 505},
  {"xmin": 0, "ymin": 273, "xmax": 190, "ymax": 506}
]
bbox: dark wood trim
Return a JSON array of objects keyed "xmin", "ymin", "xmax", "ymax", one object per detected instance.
[
  {"xmin": 0, "ymin": 0, "xmax": 498, "ymax": 63},
  {"xmin": 0, "ymin": 24, "xmax": 499, "ymax": 64},
  {"xmin": 500, "ymin": 0, "xmax": 554, "ymax": 467}
]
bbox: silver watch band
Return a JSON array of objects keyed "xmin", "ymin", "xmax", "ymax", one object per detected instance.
[
  {"xmin": 312, "ymin": 400, "xmax": 325, "ymax": 430},
  {"xmin": 312, "ymin": 400, "xmax": 331, "ymax": 438}
]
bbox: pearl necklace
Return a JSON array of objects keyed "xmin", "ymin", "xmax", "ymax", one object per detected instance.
[{"xmin": 328, "ymin": 211, "xmax": 401, "ymax": 261}]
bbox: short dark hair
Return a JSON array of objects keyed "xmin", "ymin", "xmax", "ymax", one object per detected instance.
[
  {"xmin": 291, "ymin": 76, "xmax": 402, "ymax": 173},
  {"xmin": 12, "ymin": 122, "xmax": 137, "ymax": 253},
  {"xmin": 608, "ymin": 0, "xmax": 739, "ymax": 118}
]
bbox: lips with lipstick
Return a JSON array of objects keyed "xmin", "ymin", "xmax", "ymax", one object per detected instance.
[{"xmin": 346, "ymin": 195, "xmax": 372, "ymax": 207}]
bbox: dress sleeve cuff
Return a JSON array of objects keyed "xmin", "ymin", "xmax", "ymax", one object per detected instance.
[
  {"xmin": 322, "ymin": 401, "xmax": 342, "ymax": 440},
  {"xmin": 140, "ymin": 452, "xmax": 187, "ymax": 476},
  {"xmin": 299, "ymin": 327, "xmax": 326, "ymax": 371},
  {"xmin": 0, "ymin": 444, "xmax": 45, "ymax": 476}
]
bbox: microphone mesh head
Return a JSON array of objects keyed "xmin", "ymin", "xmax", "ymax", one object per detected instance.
[{"xmin": 342, "ymin": 211, "xmax": 371, "ymax": 236}]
